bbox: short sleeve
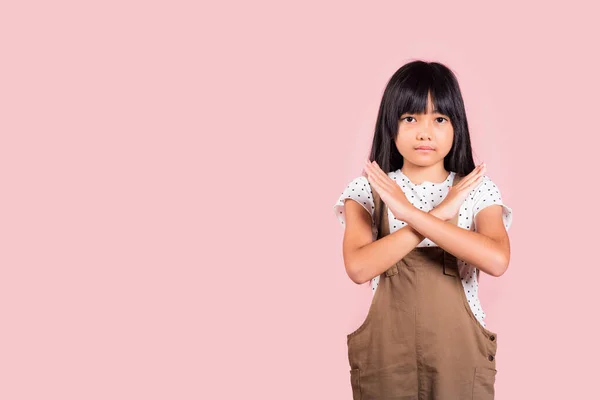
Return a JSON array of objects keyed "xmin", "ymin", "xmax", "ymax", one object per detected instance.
[
  {"xmin": 471, "ymin": 175, "xmax": 513, "ymax": 231},
  {"xmin": 333, "ymin": 176, "xmax": 375, "ymax": 229}
]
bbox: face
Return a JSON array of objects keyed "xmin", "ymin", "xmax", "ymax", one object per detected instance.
[{"xmin": 395, "ymin": 93, "xmax": 454, "ymax": 168}]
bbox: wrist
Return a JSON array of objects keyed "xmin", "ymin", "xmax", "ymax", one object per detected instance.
[
  {"xmin": 430, "ymin": 208, "xmax": 449, "ymax": 221},
  {"xmin": 390, "ymin": 202, "xmax": 417, "ymax": 222},
  {"xmin": 400, "ymin": 206, "xmax": 422, "ymax": 226}
]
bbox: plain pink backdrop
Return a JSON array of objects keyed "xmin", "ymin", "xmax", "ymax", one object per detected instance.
[{"xmin": 1, "ymin": 1, "xmax": 599, "ymax": 399}]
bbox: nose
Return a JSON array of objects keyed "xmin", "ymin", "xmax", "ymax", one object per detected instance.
[
  {"xmin": 417, "ymin": 129, "xmax": 432, "ymax": 140},
  {"xmin": 415, "ymin": 119, "xmax": 434, "ymax": 139}
]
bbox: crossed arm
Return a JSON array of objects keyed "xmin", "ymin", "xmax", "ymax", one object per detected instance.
[{"xmin": 342, "ymin": 199, "xmax": 510, "ymax": 284}]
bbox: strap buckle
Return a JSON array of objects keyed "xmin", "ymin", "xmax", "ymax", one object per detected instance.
[{"xmin": 443, "ymin": 251, "xmax": 459, "ymax": 277}]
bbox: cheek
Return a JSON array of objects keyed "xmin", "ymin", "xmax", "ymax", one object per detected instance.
[
  {"xmin": 395, "ymin": 132, "xmax": 411, "ymax": 149},
  {"xmin": 439, "ymin": 128, "xmax": 454, "ymax": 146},
  {"xmin": 396, "ymin": 126, "xmax": 413, "ymax": 140}
]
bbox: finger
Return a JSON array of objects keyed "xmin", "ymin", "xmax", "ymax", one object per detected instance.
[
  {"xmin": 456, "ymin": 164, "xmax": 486, "ymax": 190},
  {"xmin": 465, "ymin": 173, "xmax": 484, "ymax": 190},
  {"xmin": 368, "ymin": 161, "xmax": 396, "ymax": 192},
  {"xmin": 457, "ymin": 163, "xmax": 484, "ymax": 187},
  {"xmin": 457, "ymin": 173, "xmax": 485, "ymax": 194},
  {"xmin": 366, "ymin": 171, "xmax": 383, "ymax": 197},
  {"xmin": 364, "ymin": 161, "xmax": 382, "ymax": 183},
  {"xmin": 466, "ymin": 163, "xmax": 485, "ymax": 178},
  {"xmin": 363, "ymin": 163, "xmax": 373, "ymax": 181},
  {"xmin": 365, "ymin": 167, "xmax": 390, "ymax": 198}
]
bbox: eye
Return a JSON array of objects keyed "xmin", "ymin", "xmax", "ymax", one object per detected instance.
[
  {"xmin": 401, "ymin": 116, "xmax": 416, "ymax": 122},
  {"xmin": 436, "ymin": 117, "xmax": 448, "ymax": 123}
]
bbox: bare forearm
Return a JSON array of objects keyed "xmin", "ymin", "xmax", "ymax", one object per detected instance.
[
  {"xmin": 402, "ymin": 208, "xmax": 506, "ymax": 277},
  {"xmin": 349, "ymin": 210, "xmax": 445, "ymax": 284}
]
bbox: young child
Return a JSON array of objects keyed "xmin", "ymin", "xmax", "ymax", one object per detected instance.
[{"xmin": 333, "ymin": 60, "xmax": 512, "ymax": 399}]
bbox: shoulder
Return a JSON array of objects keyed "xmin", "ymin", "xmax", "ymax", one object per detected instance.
[
  {"xmin": 333, "ymin": 175, "xmax": 375, "ymax": 227},
  {"xmin": 344, "ymin": 175, "xmax": 372, "ymax": 194},
  {"xmin": 469, "ymin": 174, "xmax": 513, "ymax": 231},
  {"xmin": 470, "ymin": 174, "xmax": 499, "ymax": 196}
]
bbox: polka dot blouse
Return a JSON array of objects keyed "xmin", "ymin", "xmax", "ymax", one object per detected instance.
[{"xmin": 333, "ymin": 169, "xmax": 513, "ymax": 328}]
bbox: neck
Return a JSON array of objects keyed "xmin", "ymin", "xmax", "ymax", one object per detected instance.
[{"xmin": 400, "ymin": 163, "xmax": 450, "ymax": 185}]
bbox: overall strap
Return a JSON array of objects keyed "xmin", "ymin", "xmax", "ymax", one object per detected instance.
[
  {"xmin": 443, "ymin": 172, "xmax": 464, "ymax": 277},
  {"xmin": 371, "ymin": 180, "xmax": 386, "ymax": 239}
]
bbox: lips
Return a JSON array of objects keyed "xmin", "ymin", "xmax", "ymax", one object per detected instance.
[{"xmin": 415, "ymin": 146, "xmax": 434, "ymax": 150}]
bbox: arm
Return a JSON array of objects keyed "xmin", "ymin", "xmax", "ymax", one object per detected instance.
[
  {"xmin": 402, "ymin": 204, "xmax": 510, "ymax": 277},
  {"xmin": 342, "ymin": 198, "xmax": 449, "ymax": 284}
]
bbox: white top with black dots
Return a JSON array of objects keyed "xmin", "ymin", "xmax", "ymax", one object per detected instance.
[{"xmin": 333, "ymin": 169, "xmax": 513, "ymax": 328}]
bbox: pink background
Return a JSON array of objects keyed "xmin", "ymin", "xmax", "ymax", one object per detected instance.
[{"xmin": 1, "ymin": 1, "xmax": 599, "ymax": 398}]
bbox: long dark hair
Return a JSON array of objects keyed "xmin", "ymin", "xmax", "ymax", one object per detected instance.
[{"xmin": 368, "ymin": 60, "xmax": 477, "ymax": 236}]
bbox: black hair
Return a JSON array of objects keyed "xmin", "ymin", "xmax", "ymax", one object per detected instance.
[{"xmin": 367, "ymin": 60, "xmax": 477, "ymax": 236}]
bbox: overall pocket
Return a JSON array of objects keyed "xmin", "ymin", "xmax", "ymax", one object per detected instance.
[
  {"xmin": 353, "ymin": 362, "xmax": 417, "ymax": 399},
  {"xmin": 472, "ymin": 366, "xmax": 496, "ymax": 399}
]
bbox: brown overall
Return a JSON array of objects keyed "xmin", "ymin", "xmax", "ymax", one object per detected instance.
[{"xmin": 347, "ymin": 173, "xmax": 499, "ymax": 400}]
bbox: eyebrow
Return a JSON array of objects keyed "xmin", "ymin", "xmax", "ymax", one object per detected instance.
[{"xmin": 402, "ymin": 110, "xmax": 447, "ymax": 116}]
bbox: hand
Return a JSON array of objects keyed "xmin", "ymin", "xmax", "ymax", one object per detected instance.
[
  {"xmin": 363, "ymin": 160, "xmax": 414, "ymax": 220},
  {"xmin": 433, "ymin": 163, "xmax": 487, "ymax": 221}
]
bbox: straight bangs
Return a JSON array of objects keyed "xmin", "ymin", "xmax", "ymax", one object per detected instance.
[{"xmin": 386, "ymin": 67, "xmax": 462, "ymax": 128}]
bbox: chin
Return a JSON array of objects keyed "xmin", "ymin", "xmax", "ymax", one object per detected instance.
[{"xmin": 405, "ymin": 157, "xmax": 442, "ymax": 167}]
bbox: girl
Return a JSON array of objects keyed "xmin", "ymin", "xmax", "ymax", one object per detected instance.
[{"xmin": 333, "ymin": 60, "xmax": 512, "ymax": 399}]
